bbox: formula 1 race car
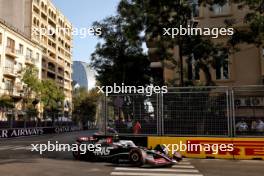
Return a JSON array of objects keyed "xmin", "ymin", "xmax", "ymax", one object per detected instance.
[{"xmin": 72, "ymin": 130, "xmax": 182, "ymax": 167}]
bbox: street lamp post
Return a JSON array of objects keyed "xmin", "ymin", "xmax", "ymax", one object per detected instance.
[{"xmin": 32, "ymin": 98, "xmax": 39, "ymax": 127}]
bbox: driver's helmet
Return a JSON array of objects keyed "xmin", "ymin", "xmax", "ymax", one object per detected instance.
[
  {"xmin": 154, "ymin": 144, "xmax": 168, "ymax": 155},
  {"xmin": 161, "ymin": 144, "xmax": 169, "ymax": 155},
  {"xmin": 113, "ymin": 134, "xmax": 119, "ymax": 142}
]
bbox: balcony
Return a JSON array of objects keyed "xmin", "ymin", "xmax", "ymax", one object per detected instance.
[
  {"xmin": 57, "ymin": 58, "xmax": 65, "ymax": 66},
  {"xmin": 57, "ymin": 66, "xmax": 64, "ymax": 75},
  {"xmin": 63, "ymin": 80, "xmax": 72, "ymax": 90},
  {"xmin": 42, "ymin": 51, "xmax": 49, "ymax": 60},
  {"xmin": 33, "ymin": 6, "xmax": 40, "ymax": 16},
  {"xmin": 47, "ymin": 63, "xmax": 56, "ymax": 73},
  {"xmin": 48, "ymin": 44, "xmax": 56, "ymax": 53},
  {"xmin": 25, "ymin": 55, "xmax": 36, "ymax": 65},
  {"xmin": 41, "ymin": 12, "xmax": 47, "ymax": 21},
  {"xmin": 2, "ymin": 87, "xmax": 24, "ymax": 99},
  {"xmin": 5, "ymin": 47, "xmax": 18, "ymax": 58},
  {"xmin": 57, "ymin": 78, "xmax": 64, "ymax": 87},
  {"xmin": 11, "ymin": 88, "xmax": 24, "ymax": 98},
  {"xmin": 3, "ymin": 67, "xmax": 16, "ymax": 77}
]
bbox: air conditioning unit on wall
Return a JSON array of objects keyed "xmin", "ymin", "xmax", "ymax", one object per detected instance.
[
  {"xmin": 235, "ymin": 97, "xmax": 264, "ymax": 107},
  {"xmin": 250, "ymin": 97, "xmax": 264, "ymax": 106}
]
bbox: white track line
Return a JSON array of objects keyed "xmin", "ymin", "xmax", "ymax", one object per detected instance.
[
  {"xmin": 182, "ymin": 158, "xmax": 190, "ymax": 161},
  {"xmin": 172, "ymin": 165, "xmax": 195, "ymax": 168},
  {"xmin": 0, "ymin": 145, "xmax": 16, "ymax": 150},
  {"xmin": 11, "ymin": 146, "xmax": 29, "ymax": 150},
  {"xmin": 0, "ymin": 145, "xmax": 33, "ymax": 151},
  {"xmin": 178, "ymin": 161, "xmax": 191, "ymax": 165},
  {"xmin": 111, "ymin": 172, "xmax": 203, "ymax": 176},
  {"xmin": 0, "ymin": 145, "xmax": 25, "ymax": 150},
  {"xmin": 114, "ymin": 167, "xmax": 199, "ymax": 173}
]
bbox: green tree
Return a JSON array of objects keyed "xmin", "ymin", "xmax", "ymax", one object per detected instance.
[
  {"xmin": 91, "ymin": 16, "xmax": 151, "ymax": 86},
  {"xmin": 0, "ymin": 95, "xmax": 14, "ymax": 125},
  {"xmin": 0, "ymin": 95, "xmax": 14, "ymax": 109},
  {"xmin": 21, "ymin": 65, "xmax": 42, "ymax": 95},
  {"xmin": 21, "ymin": 65, "xmax": 41, "ymax": 120},
  {"xmin": 21, "ymin": 66, "xmax": 65, "ymax": 121},
  {"xmin": 72, "ymin": 88, "xmax": 100, "ymax": 128},
  {"xmin": 41, "ymin": 79, "xmax": 65, "ymax": 117},
  {"xmin": 117, "ymin": 0, "xmax": 230, "ymax": 86}
]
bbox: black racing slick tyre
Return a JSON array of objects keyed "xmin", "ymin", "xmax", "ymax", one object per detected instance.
[
  {"xmin": 129, "ymin": 149, "xmax": 145, "ymax": 166},
  {"xmin": 73, "ymin": 150, "xmax": 81, "ymax": 160}
]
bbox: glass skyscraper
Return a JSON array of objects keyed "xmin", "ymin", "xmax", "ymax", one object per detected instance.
[{"xmin": 72, "ymin": 61, "xmax": 96, "ymax": 90}]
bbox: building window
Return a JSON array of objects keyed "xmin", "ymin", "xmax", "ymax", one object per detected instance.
[
  {"xmin": 0, "ymin": 33, "xmax": 2, "ymax": 44},
  {"xmin": 4, "ymin": 79, "xmax": 13, "ymax": 91},
  {"xmin": 34, "ymin": 0, "xmax": 40, "ymax": 5},
  {"xmin": 18, "ymin": 44, "xmax": 24, "ymax": 54},
  {"xmin": 215, "ymin": 51, "xmax": 229, "ymax": 80},
  {"xmin": 6, "ymin": 37, "xmax": 15, "ymax": 51},
  {"xmin": 212, "ymin": 0, "xmax": 230, "ymax": 15},
  {"xmin": 5, "ymin": 56, "xmax": 15, "ymax": 69},
  {"xmin": 17, "ymin": 63, "xmax": 23, "ymax": 73},
  {"xmin": 36, "ymin": 53, "xmax": 40, "ymax": 62},
  {"xmin": 26, "ymin": 48, "xmax": 33, "ymax": 58}
]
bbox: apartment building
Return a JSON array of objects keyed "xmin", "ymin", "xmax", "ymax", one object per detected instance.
[
  {"xmin": 0, "ymin": 19, "xmax": 42, "ymax": 120},
  {"xmin": 149, "ymin": 1, "xmax": 264, "ymax": 87},
  {"xmin": 31, "ymin": 0, "xmax": 73, "ymax": 114},
  {"xmin": 0, "ymin": 0, "xmax": 73, "ymax": 114}
]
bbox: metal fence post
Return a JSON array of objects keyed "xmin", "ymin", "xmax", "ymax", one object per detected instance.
[
  {"xmin": 226, "ymin": 89, "xmax": 230, "ymax": 137},
  {"xmin": 104, "ymin": 95, "xmax": 107, "ymax": 136},
  {"xmin": 160, "ymin": 92, "xmax": 164, "ymax": 136},
  {"xmin": 156, "ymin": 93, "xmax": 159, "ymax": 135},
  {"xmin": 157, "ymin": 93, "xmax": 162, "ymax": 136},
  {"xmin": 230, "ymin": 88, "xmax": 235, "ymax": 137}
]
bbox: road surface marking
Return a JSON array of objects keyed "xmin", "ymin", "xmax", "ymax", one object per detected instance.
[
  {"xmin": 172, "ymin": 165, "xmax": 195, "ymax": 168},
  {"xmin": 110, "ymin": 159, "xmax": 204, "ymax": 176},
  {"xmin": 0, "ymin": 145, "xmax": 35, "ymax": 151},
  {"xmin": 178, "ymin": 161, "xmax": 191, "ymax": 165},
  {"xmin": 114, "ymin": 167, "xmax": 199, "ymax": 173},
  {"xmin": 0, "ymin": 145, "xmax": 16, "ymax": 150},
  {"xmin": 111, "ymin": 172, "xmax": 203, "ymax": 176},
  {"xmin": 0, "ymin": 145, "xmax": 24, "ymax": 150},
  {"xmin": 11, "ymin": 146, "xmax": 30, "ymax": 150}
]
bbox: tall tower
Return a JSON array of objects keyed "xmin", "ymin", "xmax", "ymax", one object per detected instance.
[{"xmin": 72, "ymin": 61, "xmax": 96, "ymax": 91}]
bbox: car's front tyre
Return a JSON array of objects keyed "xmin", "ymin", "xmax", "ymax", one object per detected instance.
[{"xmin": 129, "ymin": 149, "xmax": 145, "ymax": 166}]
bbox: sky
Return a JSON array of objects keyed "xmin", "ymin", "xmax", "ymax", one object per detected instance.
[{"xmin": 52, "ymin": 0, "xmax": 120, "ymax": 63}]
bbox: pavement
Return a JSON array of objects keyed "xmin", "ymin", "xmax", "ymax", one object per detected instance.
[{"xmin": 0, "ymin": 130, "xmax": 263, "ymax": 176}]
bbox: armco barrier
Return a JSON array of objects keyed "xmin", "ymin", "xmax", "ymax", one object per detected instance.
[
  {"xmin": 148, "ymin": 137, "xmax": 264, "ymax": 160},
  {"xmin": 0, "ymin": 126, "xmax": 80, "ymax": 139}
]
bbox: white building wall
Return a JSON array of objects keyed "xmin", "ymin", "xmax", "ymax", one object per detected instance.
[{"xmin": 0, "ymin": 21, "xmax": 43, "ymax": 120}]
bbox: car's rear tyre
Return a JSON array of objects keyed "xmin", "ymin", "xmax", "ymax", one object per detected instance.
[
  {"xmin": 129, "ymin": 149, "xmax": 145, "ymax": 166},
  {"xmin": 73, "ymin": 150, "xmax": 81, "ymax": 160}
]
